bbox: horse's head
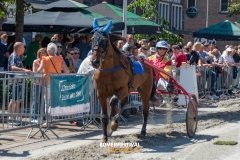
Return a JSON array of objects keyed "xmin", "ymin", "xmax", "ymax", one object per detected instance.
[{"xmin": 91, "ymin": 19, "xmax": 112, "ymax": 68}]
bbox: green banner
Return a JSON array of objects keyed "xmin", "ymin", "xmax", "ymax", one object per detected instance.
[{"xmin": 50, "ymin": 75, "xmax": 90, "ymax": 116}]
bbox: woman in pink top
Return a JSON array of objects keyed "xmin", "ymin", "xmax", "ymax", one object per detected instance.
[{"xmin": 31, "ymin": 48, "xmax": 47, "ymax": 122}]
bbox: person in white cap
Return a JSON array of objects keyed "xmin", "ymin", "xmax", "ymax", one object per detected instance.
[
  {"xmin": 150, "ymin": 47, "xmax": 156, "ymax": 56},
  {"xmin": 147, "ymin": 41, "xmax": 172, "ymax": 106}
]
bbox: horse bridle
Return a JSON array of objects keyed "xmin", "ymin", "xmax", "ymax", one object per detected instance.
[{"xmin": 92, "ymin": 30, "xmax": 110, "ymax": 62}]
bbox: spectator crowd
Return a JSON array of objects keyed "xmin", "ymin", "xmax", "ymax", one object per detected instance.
[{"xmin": 1, "ymin": 29, "xmax": 240, "ymax": 126}]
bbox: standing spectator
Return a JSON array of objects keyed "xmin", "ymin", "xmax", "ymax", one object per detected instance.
[
  {"xmin": 37, "ymin": 43, "xmax": 69, "ymax": 127},
  {"xmin": 150, "ymin": 47, "xmax": 156, "ymax": 56},
  {"xmin": 41, "ymin": 37, "xmax": 50, "ymax": 48},
  {"xmin": 183, "ymin": 46, "xmax": 191, "ymax": 63},
  {"xmin": 148, "ymin": 37, "xmax": 156, "ymax": 48},
  {"xmin": 61, "ymin": 37, "xmax": 70, "ymax": 56},
  {"xmin": 132, "ymin": 47, "xmax": 139, "ymax": 58},
  {"xmin": 85, "ymin": 34, "xmax": 91, "ymax": 45},
  {"xmin": 117, "ymin": 40, "xmax": 124, "ymax": 52},
  {"xmin": 57, "ymin": 33, "xmax": 63, "ymax": 43},
  {"xmin": 172, "ymin": 45, "xmax": 187, "ymax": 68},
  {"xmin": 141, "ymin": 39, "xmax": 148, "ymax": 46},
  {"xmin": 167, "ymin": 48, "xmax": 173, "ymax": 59},
  {"xmin": 51, "ymin": 34, "xmax": 58, "ymax": 42},
  {"xmin": 139, "ymin": 45, "xmax": 150, "ymax": 57},
  {"xmin": 25, "ymin": 34, "xmax": 43, "ymax": 70},
  {"xmin": 189, "ymin": 42, "xmax": 201, "ymax": 66},
  {"xmin": 1, "ymin": 34, "xmax": 8, "ymax": 45},
  {"xmin": 122, "ymin": 34, "xmax": 134, "ymax": 52},
  {"xmin": 73, "ymin": 33, "xmax": 79, "ymax": 41},
  {"xmin": 222, "ymin": 47, "xmax": 238, "ymax": 95},
  {"xmin": 64, "ymin": 48, "xmax": 76, "ymax": 73},
  {"xmin": 55, "ymin": 42, "xmax": 63, "ymax": 57},
  {"xmin": 203, "ymin": 43, "xmax": 211, "ymax": 53},
  {"xmin": 199, "ymin": 44, "xmax": 208, "ymax": 62},
  {"xmin": 0, "ymin": 42, "xmax": 8, "ymax": 71},
  {"xmin": 125, "ymin": 44, "xmax": 135, "ymax": 57},
  {"xmin": 31, "ymin": 48, "xmax": 47, "ymax": 122},
  {"xmin": 74, "ymin": 35, "xmax": 91, "ymax": 61},
  {"xmin": 72, "ymin": 47, "xmax": 82, "ymax": 72},
  {"xmin": 7, "ymin": 42, "xmax": 32, "ymax": 123}
]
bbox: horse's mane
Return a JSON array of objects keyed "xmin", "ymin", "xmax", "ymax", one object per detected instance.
[{"xmin": 109, "ymin": 34, "xmax": 125, "ymax": 55}]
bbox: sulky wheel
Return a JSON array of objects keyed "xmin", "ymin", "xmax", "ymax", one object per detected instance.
[
  {"xmin": 131, "ymin": 108, "xmax": 138, "ymax": 115},
  {"xmin": 186, "ymin": 96, "xmax": 198, "ymax": 138},
  {"xmin": 122, "ymin": 108, "xmax": 131, "ymax": 118}
]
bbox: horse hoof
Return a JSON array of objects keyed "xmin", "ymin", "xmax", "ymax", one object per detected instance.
[
  {"xmin": 101, "ymin": 138, "xmax": 107, "ymax": 143},
  {"xmin": 141, "ymin": 131, "xmax": 146, "ymax": 136},
  {"xmin": 111, "ymin": 121, "xmax": 119, "ymax": 131}
]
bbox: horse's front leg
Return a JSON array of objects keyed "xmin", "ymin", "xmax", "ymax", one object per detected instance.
[
  {"xmin": 109, "ymin": 88, "xmax": 129, "ymax": 131},
  {"xmin": 97, "ymin": 92, "xmax": 108, "ymax": 142},
  {"xmin": 111, "ymin": 96, "xmax": 128, "ymax": 131}
]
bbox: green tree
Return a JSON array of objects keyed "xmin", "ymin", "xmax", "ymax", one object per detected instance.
[
  {"xmin": 0, "ymin": 0, "xmax": 31, "ymax": 42},
  {"xmin": 227, "ymin": 0, "xmax": 240, "ymax": 17},
  {"xmin": 127, "ymin": 0, "xmax": 183, "ymax": 44}
]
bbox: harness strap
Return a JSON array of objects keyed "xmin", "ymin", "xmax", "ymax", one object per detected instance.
[
  {"xmin": 98, "ymin": 66, "xmax": 122, "ymax": 73},
  {"xmin": 124, "ymin": 58, "xmax": 135, "ymax": 89}
]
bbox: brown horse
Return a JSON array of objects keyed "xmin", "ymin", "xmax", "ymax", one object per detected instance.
[{"xmin": 91, "ymin": 19, "xmax": 153, "ymax": 142}]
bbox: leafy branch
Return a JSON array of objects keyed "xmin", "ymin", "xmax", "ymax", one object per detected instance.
[{"xmin": 127, "ymin": 0, "xmax": 183, "ymax": 44}]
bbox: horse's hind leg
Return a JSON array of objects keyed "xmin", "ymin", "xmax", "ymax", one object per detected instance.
[{"xmin": 139, "ymin": 81, "xmax": 152, "ymax": 136}]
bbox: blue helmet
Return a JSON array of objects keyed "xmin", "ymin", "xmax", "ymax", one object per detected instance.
[{"xmin": 156, "ymin": 41, "xmax": 168, "ymax": 49}]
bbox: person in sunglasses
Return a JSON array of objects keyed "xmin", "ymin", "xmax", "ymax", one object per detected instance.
[{"xmin": 147, "ymin": 41, "xmax": 172, "ymax": 106}]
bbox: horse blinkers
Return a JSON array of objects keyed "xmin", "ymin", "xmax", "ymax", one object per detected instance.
[{"xmin": 91, "ymin": 19, "xmax": 112, "ymax": 68}]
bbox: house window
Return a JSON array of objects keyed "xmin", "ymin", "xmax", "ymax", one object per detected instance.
[
  {"xmin": 158, "ymin": 2, "xmax": 170, "ymax": 26},
  {"xmin": 220, "ymin": 0, "xmax": 229, "ymax": 12},
  {"xmin": 171, "ymin": 4, "xmax": 183, "ymax": 30},
  {"xmin": 187, "ymin": 0, "xmax": 196, "ymax": 8}
]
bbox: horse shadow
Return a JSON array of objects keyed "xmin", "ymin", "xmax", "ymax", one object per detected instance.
[
  {"xmin": 0, "ymin": 150, "xmax": 30, "ymax": 157},
  {"xmin": 113, "ymin": 131, "xmax": 217, "ymax": 153}
]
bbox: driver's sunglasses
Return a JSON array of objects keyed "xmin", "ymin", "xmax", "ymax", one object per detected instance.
[{"xmin": 157, "ymin": 47, "xmax": 167, "ymax": 50}]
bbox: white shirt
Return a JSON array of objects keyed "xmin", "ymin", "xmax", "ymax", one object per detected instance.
[
  {"xmin": 77, "ymin": 55, "xmax": 96, "ymax": 75},
  {"xmin": 222, "ymin": 53, "xmax": 234, "ymax": 63}
]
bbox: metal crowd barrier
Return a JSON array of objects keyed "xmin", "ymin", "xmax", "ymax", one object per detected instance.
[
  {"xmin": 0, "ymin": 72, "xmax": 47, "ymax": 138},
  {"xmin": 172, "ymin": 65, "xmax": 235, "ymax": 100},
  {"xmin": 0, "ymin": 65, "xmax": 239, "ymax": 139}
]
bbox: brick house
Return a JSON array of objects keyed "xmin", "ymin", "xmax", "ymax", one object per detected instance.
[{"xmin": 182, "ymin": 0, "xmax": 240, "ymax": 50}]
